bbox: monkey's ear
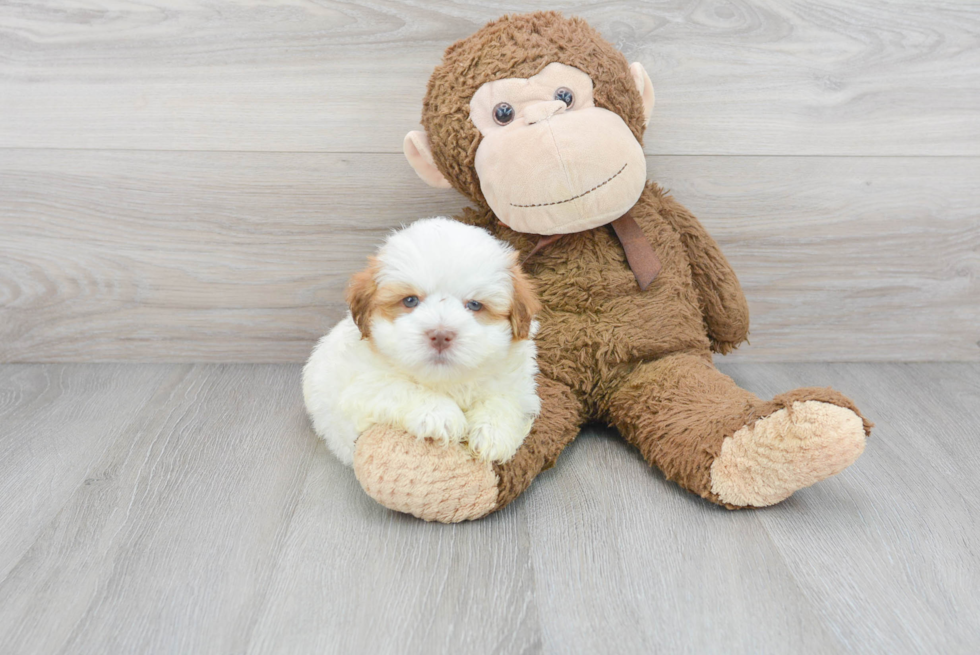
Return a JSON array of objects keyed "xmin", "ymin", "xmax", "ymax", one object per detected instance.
[
  {"xmin": 403, "ymin": 131, "xmax": 452, "ymax": 189},
  {"xmin": 629, "ymin": 62, "xmax": 655, "ymax": 126}
]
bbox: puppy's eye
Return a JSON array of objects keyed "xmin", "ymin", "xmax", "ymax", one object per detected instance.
[
  {"xmin": 554, "ymin": 87, "xmax": 574, "ymax": 107},
  {"xmin": 465, "ymin": 300, "xmax": 483, "ymax": 311},
  {"xmin": 402, "ymin": 296, "xmax": 419, "ymax": 308},
  {"xmin": 492, "ymin": 102, "xmax": 514, "ymax": 125}
]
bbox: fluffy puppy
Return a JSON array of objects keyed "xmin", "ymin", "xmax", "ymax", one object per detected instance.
[{"xmin": 303, "ymin": 217, "xmax": 542, "ymax": 465}]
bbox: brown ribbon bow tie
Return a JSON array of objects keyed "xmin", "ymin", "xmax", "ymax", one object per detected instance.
[{"xmin": 521, "ymin": 210, "xmax": 662, "ymax": 291}]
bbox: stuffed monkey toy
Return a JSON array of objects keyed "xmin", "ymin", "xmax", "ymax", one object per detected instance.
[{"xmin": 352, "ymin": 11, "xmax": 872, "ymax": 522}]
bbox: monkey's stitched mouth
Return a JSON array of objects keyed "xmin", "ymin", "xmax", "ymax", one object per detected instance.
[{"xmin": 509, "ymin": 163, "xmax": 628, "ymax": 208}]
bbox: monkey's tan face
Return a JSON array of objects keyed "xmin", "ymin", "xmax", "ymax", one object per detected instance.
[{"xmin": 468, "ymin": 63, "xmax": 648, "ymax": 235}]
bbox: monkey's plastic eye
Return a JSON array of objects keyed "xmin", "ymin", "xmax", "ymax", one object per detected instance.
[
  {"xmin": 492, "ymin": 102, "xmax": 515, "ymax": 125},
  {"xmin": 465, "ymin": 300, "xmax": 483, "ymax": 311},
  {"xmin": 402, "ymin": 296, "xmax": 419, "ymax": 308},
  {"xmin": 554, "ymin": 87, "xmax": 574, "ymax": 107}
]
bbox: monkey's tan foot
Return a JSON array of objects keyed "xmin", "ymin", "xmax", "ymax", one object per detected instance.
[
  {"xmin": 353, "ymin": 425, "xmax": 499, "ymax": 523},
  {"xmin": 710, "ymin": 401, "xmax": 868, "ymax": 507}
]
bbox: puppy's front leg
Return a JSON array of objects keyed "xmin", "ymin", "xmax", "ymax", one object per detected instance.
[
  {"xmin": 465, "ymin": 398, "xmax": 535, "ymax": 463},
  {"xmin": 402, "ymin": 392, "xmax": 468, "ymax": 446},
  {"xmin": 341, "ymin": 378, "xmax": 467, "ymax": 446}
]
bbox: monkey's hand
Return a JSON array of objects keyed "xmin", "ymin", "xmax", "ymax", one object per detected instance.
[{"xmin": 353, "ymin": 424, "xmax": 499, "ymax": 523}]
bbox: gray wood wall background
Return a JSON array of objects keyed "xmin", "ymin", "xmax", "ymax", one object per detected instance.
[{"xmin": 1, "ymin": 0, "xmax": 978, "ymax": 363}]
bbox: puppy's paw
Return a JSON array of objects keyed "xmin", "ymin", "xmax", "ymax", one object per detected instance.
[
  {"xmin": 466, "ymin": 419, "xmax": 529, "ymax": 463},
  {"xmin": 404, "ymin": 398, "xmax": 467, "ymax": 445}
]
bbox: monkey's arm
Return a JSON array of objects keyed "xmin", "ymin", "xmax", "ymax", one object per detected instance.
[{"xmin": 656, "ymin": 188, "xmax": 750, "ymax": 354}]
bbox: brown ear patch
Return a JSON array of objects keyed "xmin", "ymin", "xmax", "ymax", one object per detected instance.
[
  {"xmin": 509, "ymin": 264, "xmax": 541, "ymax": 340},
  {"xmin": 346, "ymin": 257, "xmax": 380, "ymax": 338}
]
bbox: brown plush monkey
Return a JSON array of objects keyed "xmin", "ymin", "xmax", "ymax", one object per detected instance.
[{"xmin": 353, "ymin": 12, "xmax": 872, "ymax": 522}]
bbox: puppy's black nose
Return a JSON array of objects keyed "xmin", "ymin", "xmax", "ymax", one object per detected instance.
[{"xmin": 426, "ymin": 329, "xmax": 456, "ymax": 353}]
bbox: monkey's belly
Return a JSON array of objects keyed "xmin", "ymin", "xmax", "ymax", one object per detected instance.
[{"xmin": 534, "ymin": 297, "xmax": 711, "ymax": 384}]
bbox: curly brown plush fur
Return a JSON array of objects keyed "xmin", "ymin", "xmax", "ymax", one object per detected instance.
[{"xmin": 353, "ymin": 12, "xmax": 872, "ymax": 520}]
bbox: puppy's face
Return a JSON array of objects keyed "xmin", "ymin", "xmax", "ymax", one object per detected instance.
[{"xmin": 346, "ymin": 218, "xmax": 540, "ymax": 383}]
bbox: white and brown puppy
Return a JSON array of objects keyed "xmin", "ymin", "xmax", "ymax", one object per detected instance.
[{"xmin": 303, "ymin": 217, "xmax": 541, "ymax": 465}]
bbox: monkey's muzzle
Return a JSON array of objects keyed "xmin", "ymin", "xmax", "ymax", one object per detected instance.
[{"xmin": 475, "ymin": 106, "xmax": 647, "ymax": 235}]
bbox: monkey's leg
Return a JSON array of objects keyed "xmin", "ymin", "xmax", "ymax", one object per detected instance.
[
  {"xmin": 353, "ymin": 375, "xmax": 584, "ymax": 522},
  {"xmin": 605, "ymin": 353, "xmax": 872, "ymax": 508}
]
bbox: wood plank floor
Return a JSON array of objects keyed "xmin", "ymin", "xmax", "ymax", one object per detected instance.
[{"xmin": 1, "ymin": 362, "xmax": 977, "ymax": 654}]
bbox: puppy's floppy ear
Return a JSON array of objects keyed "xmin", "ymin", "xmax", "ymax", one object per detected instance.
[
  {"xmin": 509, "ymin": 263, "xmax": 541, "ymax": 341},
  {"xmin": 346, "ymin": 257, "xmax": 379, "ymax": 338}
]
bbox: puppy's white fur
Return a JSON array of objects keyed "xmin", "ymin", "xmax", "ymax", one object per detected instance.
[{"xmin": 303, "ymin": 217, "xmax": 541, "ymax": 465}]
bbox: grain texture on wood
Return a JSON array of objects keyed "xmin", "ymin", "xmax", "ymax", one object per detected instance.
[
  {"xmin": 523, "ymin": 429, "xmax": 841, "ymax": 653},
  {"xmin": 0, "ymin": 365, "xmax": 174, "ymax": 582},
  {"xmin": 0, "ymin": 149, "xmax": 469, "ymax": 363},
  {"xmin": 245, "ymin": 445, "xmax": 540, "ymax": 655},
  {"xmin": 2, "ymin": 150, "xmax": 977, "ymax": 362},
  {"xmin": 0, "ymin": 364, "xmax": 317, "ymax": 655},
  {"xmin": 656, "ymin": 156, "xmax": 980, "ymax": 362},
  {"xmin": 0, "ymin": 1, "xmax": 978, "ymax": 155},
  {"xmin": 1, "ymin": 363, "xmax": 978, "ymax": 654}
]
